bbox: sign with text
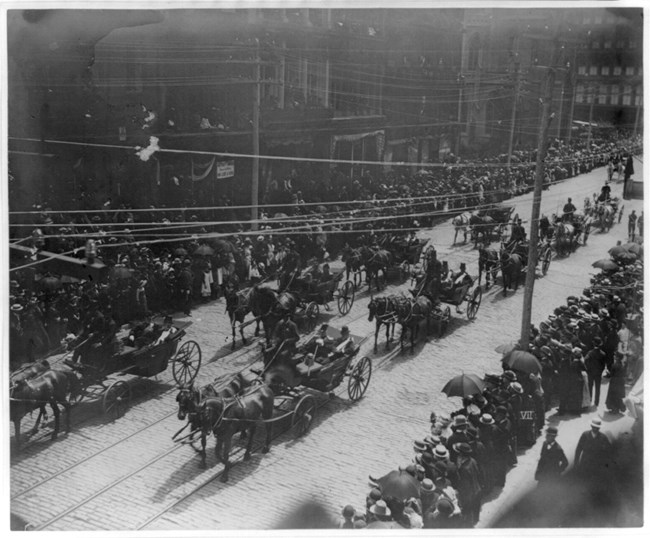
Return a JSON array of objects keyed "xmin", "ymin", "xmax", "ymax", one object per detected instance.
[{"xmin": 217, "ymin": 160, "xmax": 235, "ymax": 179}]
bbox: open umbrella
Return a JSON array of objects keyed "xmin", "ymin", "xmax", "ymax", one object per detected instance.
[
  {"xmin": 612, "ymin": 251, "xmax": 637, "ymax": 264},
  {"xmin": 193, "ymin": 244, "xmax": 214, "ymax": 257},
  {"xmin": 502, "ymin": 350, "xmax": 542, "ymax": 375},
  {"xmin": 174, "ymin": 247, "xmax": 188, "ymax": 257},
  {"xmin": 38, "ymin": 276, "xmax": 62, "ymax": 291},
  {"xmin": 623, "ymin": 242, "xmax": 642, "ymax": 255},
  {"xmin": 442, "ymin": 373, "xmax": 485, "ymax": 398},
  {"xmin": 372, "ymin": 469, "xmax": 420, "ymax": 500},
  {"xmin": 592, "ymin": 259, "xmax": 619, "ymax": 271},
  {"xmin": 608, "ymin": 245, "xmax": 628, "ymax": 258},
  {"xmin": 495, "ymin": 341, "xmax": 519, "ymax": 355}
]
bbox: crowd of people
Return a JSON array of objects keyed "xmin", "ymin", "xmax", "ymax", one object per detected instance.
[
  {"xmin": 341, "ymin": 242, "xmax": 642, "ymax": 529},
  {"xmin": 8, "ymin": 133, "xmax": 642, "ymax": 369}
]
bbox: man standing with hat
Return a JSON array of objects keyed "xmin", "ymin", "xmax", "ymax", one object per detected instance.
[
  {"xmin": 453, "ymin": 442, "xmax": 483, "ymax": 526},
  {"xmin": 534, "ymin": 426, "xmax": 568, "ymax": 485},
  {"xmin": 447, "ymin": 416, "xmax": 471, "ymax": 462},
  {"xmin": 574, "ymin": 418, "xmax": 612, "ymax": 483},
  {"xmin": 584, "ymin": 337, "xmax": 607, "ymax": 407}
]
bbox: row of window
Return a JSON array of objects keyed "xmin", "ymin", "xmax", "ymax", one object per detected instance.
[
  {"xmin": 577, "ymin": 65, "xmax": 642, "ymax": 77},
  {"xmin": 575, "ymin": 84, "xmax": 643, "ymax": 106},
  {"xmin": 586, "ymin": 39, "xmax": 638, "ymax": 50}
]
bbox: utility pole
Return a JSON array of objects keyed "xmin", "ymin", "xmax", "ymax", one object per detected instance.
[
  {"xmin": 251, "ymin": 37, "xmax": 261, "ymax": 231},
  {"xmin": 566, "ymin": 47, "xmax": 578, "ymax": 144},
  {"xmin": 587, "ymin": 85, "xmax": 595, "ymax": 148},
  {"xmin": 507, "ymin": 62, "xmax": 520, "ymax": 167},
  {"xmin": 520, "ymin": 31, "xmax": 562, "ymax": 349},
  {"xmin": 456, "ymin": 73, "xmax": 464, "ymax": 157},
  {"xmin": 632, "ymin": 94, "xmax": 642, "ymax": 138}
]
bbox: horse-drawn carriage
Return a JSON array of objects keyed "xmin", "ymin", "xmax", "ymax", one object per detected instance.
[
  {"xmin": 452, "ymin": 204, "xmax": 515, "ymax": 246},
  {"xmin": 433, "ymin": 275, "xmax": 483, "ymax": 334},
  {"xmin": 281, "ymin": 266, "xmax": 356, "ymax": 330},
  {"xmin": 10, "ymin": 319, "xmax": 201, "ymax": 445},
  {"xmin": 381, "ymin": 236, "xmax": 429, "ymax": 282},
  {"xmin": 173, "ymin": 325, "xmax": 371, "ymax": 481}
]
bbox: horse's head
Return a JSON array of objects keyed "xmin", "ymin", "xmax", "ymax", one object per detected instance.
[{"xmin": 176, "ymin": 384, "xmax": 199, "ymax": 420}]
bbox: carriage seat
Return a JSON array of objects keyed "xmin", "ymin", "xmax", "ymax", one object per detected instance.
[{"xmin": 296, "ymin": 360, "xmax": 324, "ymax": 378}]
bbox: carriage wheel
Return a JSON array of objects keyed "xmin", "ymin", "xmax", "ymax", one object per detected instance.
[
  {"xmin": 439, "ymin": 306, "xmax": 451, "ymax": 337},
  {"xmin": 172, "ymin": 340, "xmax": 202, "ymax": 386},
  {"xmin": 542, "ymin": 248, "xmax": 552, "ymax": 275},
  {"xmin": 305, "ymin": 302, "xmax": 320, "ymax": 332},
  {"xmin": 467, "ymin": 287, "xmax": 482, "ymax": 320},
  {"xmin": 337, "ymin": 280, "xmax": 355, "ymax": 315},
  {"xmin": 292, "ymin": 394, "xmax": 317, "ymax": 437},
  {"xmin": 353, "ymin": 270, "xmax": 363, "ymax": 290},
  {"xmin": 103, "ymin": 380, "xmax": 131, "ymax": 420},
  {"xmin": 348, "ymin": 356, "xmax": 372, "ymax": 401}
]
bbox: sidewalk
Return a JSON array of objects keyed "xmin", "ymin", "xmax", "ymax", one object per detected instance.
[{"xmin": 477, "ymin": 374, "xmax": 644, "ymax": 528}]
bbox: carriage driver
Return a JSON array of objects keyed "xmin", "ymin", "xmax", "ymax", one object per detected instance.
[
  {"xmin": 266, "ymin": 311, "xmax": 300, "ymax": 359},
  {"xmin": 598, "ymin": 182, "xmax": 611, "ymax": 203},
  {"xmin": 562, "ymin": 198, "xmax": 576, "ymax": 222},
  {"xmin": 322, "ymin": 326, "xmax": 356, "ymax": 363}
]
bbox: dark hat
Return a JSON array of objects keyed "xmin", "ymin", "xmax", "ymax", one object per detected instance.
[
  {"xmin": 342, "ymin": 505, "xmax": 356, "ymax": 518},
  {"xmin": 503, "ymin": 370, "xmax": 517, "ymax": 381},
  {"xmin": 368, "ymin": 488, "xmax": 382, "ymax": 501},
  {"xmin": 495, "ymin": 405, "xmax": 508, "ymax": 416},
  {"xmin": 459, "ymin": 262, "xmax": 466, "ymax": 270},
  {"xmin": 452, "ymin": 415, "xmax": 468, "ymax": 428},
  {"xmin": 436, "ymin": 498, "xmax": 454, "ymax": 515},
  {"xmin": 545, "ymin": 426, "xmax": 559, "ymax": 436},
  {"xmin": 593, "ymin": 337, "xmax": 603, "ymax": 347},
  {"xmin": 452, "ymin": 442, "xmax": 472, "ymax": 455}
]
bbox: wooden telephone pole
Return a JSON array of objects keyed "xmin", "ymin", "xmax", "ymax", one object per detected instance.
[
  {"xmin": 519, "ymin": 27, "xmax": 564, "ymax": 349},
  {"xmin": 251, "ymin": 38, "xmax": 261, "ymax": 231}
]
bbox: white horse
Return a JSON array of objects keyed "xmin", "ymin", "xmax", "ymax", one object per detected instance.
[{"xmin": 452, "ymin": 212, "xmax": 473, "ymax": 244}]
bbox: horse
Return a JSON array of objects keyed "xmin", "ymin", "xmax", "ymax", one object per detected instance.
[
  {"xmin": 223, "ymin": 286, "xmax": 263, "ymax": 350},
  {"xmin": 478, "ymin": 246, "xmax": 500, "ymax": 289},
  {"xmin": 469, "ymin": 214, "xmax": 496, "ymax": 248},
  {"xmin": 10, "ymin": 368, "xmax": 79, "ymax": 446},
  {"xmin": 500, "ymin": 252, "xmax": 523, "ymax": 296},
  {"xmin": 368, "ymin": 295, "xmax": 398, "ymax": 353},
  {"xmin": 360, "ymin": 246, "xmax": 392, "ymax": 292},
  {"xmin": 341, "ymin": 245, "xmax": 363, "ymax": 283},
  {"xmin": 394, "ymin": 295, "xmax": 433, "ymax": 352},
  {"xmin": 10, "ymin": 359, "xmax": 51, "ymax": 387},
  {"xmin": 203, "ymin": 385, "xmax": 275, "ymax": 482},
  {"xmin": 452, "ymin": 212, "xmax": 472, "ymax": 244},
  {"xmin": 175, "ymin": 371, "xmax": 258, "ymax": 460},
  {"xmin": 595, "ymin": 203, "xmax": 615, "ymax": 232},
  {"xmin": 553, "ymin": 222, "xmax": 576, "ymax": 257}
]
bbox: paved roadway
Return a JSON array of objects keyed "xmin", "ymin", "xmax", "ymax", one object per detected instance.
[{"xmin": 9, "ymin": 160, "xmax": 644, "ymax": 530}]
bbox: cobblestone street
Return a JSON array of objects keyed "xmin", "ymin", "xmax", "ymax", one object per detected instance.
[{"xmin": 9, "ymin": 161, "xmax": 644, "ymax": 530}]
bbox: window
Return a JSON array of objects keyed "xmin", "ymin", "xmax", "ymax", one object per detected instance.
[
  {"xmin": 616, "ymin": 40, "xmax": 625, "ymax": 49},
  {"xmin": 575, "ymin": 84, "xmax": 585, "ymax": 103},
  {"xmin": 598, "ymin": 84, "xmax": 608, "ymax": 104},
  {"xmin": 625, "ymin": 66, "xmax": 635, "ymax": 76},
  {"xmin": 601, "ymin": 66, "xmax": 610, "ymax": 76},
  {"xmin": 634, "ymin": 92, "xmax": 642, "ymax": 107},
  {"xmin": 591, "ymin": 41, "xmax": 600, "ymax": 49},
  {"xmin": 589, "ymin": 66, "xmax": 598, "ymax": 76},
  {"xmin": 468, "ymin": 34, "xmax": 481, "ymax": 70},
  {"xmin": 613, "ymin": 66, "xmax": 622, "ymax": 76},
  {"xmin": 604, "ymin": 41, "xmax": 612, "ymax": 49},
  {"xmin": 638, "ymin": 67, "xmax": 643, "ymax": 77},
  {"xmin": 585, "ymin": 87, "xmax": 594, "ymax": 104},
  {"xmin": 629, "ymin": 39, "xmax": 637, "ymax": 49},
  {"xmin": 578, "ymin": 65, "xmax": 587, "ymax": 75},
  {"xmin": 622, "ymin": 85, "xmax": 632, "ymax": 105},
  {"xmin": 594, "ymin": 15, "xmax": 603, "ymax": 24},
  {"xmin": 610, "ymin": 85, "xmax": 620, "ymax": 106},
  {"xmin": 582, "ymin": 15, "xmax": 591, "ymax": 25}
]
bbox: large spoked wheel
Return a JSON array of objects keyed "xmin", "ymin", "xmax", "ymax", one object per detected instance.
[
  {"xmin": 103, "ymin": 380, "xmax": 131, "ymax": 420},
  {"xmin": 305, "ymin": 302, "xmax": 320, "ymax": 332},
  {"xmin": 541, "ymin": 248, "xmax": 552, "ymax": 275},
  {"xmin": 467, "ymin": 287, "xmax": 482, "ymax": 320},
  {"xmin": 337, "ymin": 280, "xmax": 355, "ymax": 315},
  {"xmin": 173, "ymin": 340, "xmax": 202, "ymax": 386},
  {"xmin": 439, "ymin": 306, "xmax": 451, "ymax": 337},
  {"xmin": 292, "ymin": 394, "xmax": 317, "ymax": 437},
  {"xmin": 348, "ymin": 356, "xmax": 372, "ymax": 401}
]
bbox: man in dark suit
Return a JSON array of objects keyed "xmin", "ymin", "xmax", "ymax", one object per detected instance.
[
  {"xmin": 574, "ymin": 419, "xmax": 612, "ymax": 481},
  {"xmin": 534, "ymin": 426, "xmax": 568, "ymax": 484},
  {"xmin": 584, "ymin": 337, "xmax": 607, "ymax": 406}
]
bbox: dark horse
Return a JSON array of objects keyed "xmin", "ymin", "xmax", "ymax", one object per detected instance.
[
  {"xmin": 10, "ymin": 368, "xmax": 79, "ymax": 446},
  {"xmin": 360, "ymin": 246, "xmax": 392, "ymax": 292},
  {"xmin": 368, "ymin": 295, "xmax": 398, "ymax": 353},
  {"xmin": 500, "ymin": 252, "xmax": 523, "ymax": 296},
  {"xmin": 478, "ymin": 246, "xmax": 500, "ymax": 289},
  {"xmin": 469, "ymin": 214, "xmax": 496, "ymax": 248},
  {"xmin": 395, "ymin": 295, "xmax": 433, "ymax": 352},
  {"xmin": 341, "ymin": 245, "xmax": 363, "ymax": 283},
  {"xmin": 205, "ymin": 385, "xmax": 274, "ymax": 482},
  {"xmin": 224, "ymin": 286, "xmax": 297, "ymax": 349}
]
